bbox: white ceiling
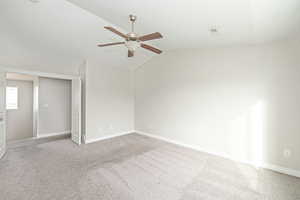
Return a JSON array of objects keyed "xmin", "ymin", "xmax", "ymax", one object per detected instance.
[
  {"xmin": 0, "ymin": 0, "xmax": 155, "ymax": 71},
  {"xmin": 67, "ymin": 0, "xmax": 300, "ymax": 49},
  {"xmin": 0, "ymin": 0, "xmax": 300, "ymax": 71}
]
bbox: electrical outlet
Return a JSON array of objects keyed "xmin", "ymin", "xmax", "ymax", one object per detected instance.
[
  {"xmin": 283, "ymin": 149, "xmax": 291, "ymax": 158},
  {"xmin": 109, "ymin": 124, "xmax": 113, "ymax": 130}
]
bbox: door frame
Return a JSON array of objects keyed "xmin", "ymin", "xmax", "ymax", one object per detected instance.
[
  {"xmin": 0, "ymin": 66, "xmax": 83, "ymax": 147},
  {"xmin": 0, "ymin": 71, "xmax": 6, "ymax": 159}
]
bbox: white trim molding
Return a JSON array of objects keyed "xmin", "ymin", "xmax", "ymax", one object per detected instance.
[
  {"xmin": 33, "ymin": 76, "xmax": 39, "ymax": 138},
  {"xmin": 261, "ymin": 163, "xmax": 300, "ymax": 178},
  {"xmin": 134, "ymin": 130, "xmax": 300, "ymax": 178},
  {"xmin": 85, "ymin": 131, "xmax": 134, "ymax": 144},
  {"xmin": 38, "ymin": 131, "xmax": 71, "ymax": 138},
  {"xmin": 0, "ymin": 65, "xmax": 78, "ymax": 80}
]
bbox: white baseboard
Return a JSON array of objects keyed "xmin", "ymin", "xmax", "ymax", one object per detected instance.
[
  {"xmin": 38, "ymin": 131, "xmax": 71, "ymax": 138},
  {"xmin": 85, "ymin": 131, "xmax": 134, "ymax": 144},
  {"xmin": 135, "ymin": 130, "xmax": 252, "ymax": 164},
  {"xmin": 262, "ymin": 163, "xmax": 300, "ymax": 178},
  {"xmin": 135, "ymin": 130, "xmax": 300, "ymax": 178}
]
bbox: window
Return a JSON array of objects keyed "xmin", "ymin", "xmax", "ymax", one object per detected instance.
[{"xmin": 6, "ymin": 87, "xmax": 18, "ymax": 110}]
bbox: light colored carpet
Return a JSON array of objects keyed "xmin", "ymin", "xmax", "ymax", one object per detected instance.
[{"xmin": 0, "ymin": 133, "xmax": 300, "ymax": 200}]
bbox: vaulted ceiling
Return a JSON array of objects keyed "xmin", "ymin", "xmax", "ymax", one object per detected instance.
[
  {"xmin": 1, "ymin": 0, "xmax": 300, "ymax": 71},
  {"xmin": 68, "ymin": 0, "xmax": 300, "ymax": 49},
  {"xmin": 0, "ymin": 0, "xmax": 154, "ymax": 71}
]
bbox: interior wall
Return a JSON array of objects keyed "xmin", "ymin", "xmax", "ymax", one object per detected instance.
[
  {"xmin": 135, "ymin": 38, "xmax": 300, "ymax": 171},
  {"xmin": 38, "ymin": 77, "xmax": 71, "ymax": 136},
  {"xmin": 0, "ymin": 30, "xmax": 80, "ymax": 76},
  {"xmin": 6, "ymin": 80, "xmax": 33, "ymax": 141},
  {"xmin": 85, "ymin": 60, "xmax": 134, "ymax": 142},
  {"xmin": 1, "ymin": 60, "xmax": 134, "ymax": 143}
]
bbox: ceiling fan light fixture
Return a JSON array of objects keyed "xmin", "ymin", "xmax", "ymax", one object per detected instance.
[
  {"xmin": 125, "ymin": 40, "xmax": 140, "ymax": 51},
  {"xmin": 98, "ymin": 15, "xmax": 163, "ymax": 57}
]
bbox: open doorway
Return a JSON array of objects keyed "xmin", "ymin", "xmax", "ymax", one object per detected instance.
[
  {"xmin": 6, "ymin": 73, "xmax": 34, "ymax": 142},
  {"xmin": 5, "ymin": 72, "xmax": 80, "ymax": 147},
  {"xmin": 0, "ymin": 68, "xmax": 82, "ymax": 159}
]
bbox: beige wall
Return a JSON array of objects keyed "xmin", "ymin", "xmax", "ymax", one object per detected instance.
[
  {"xmin": 85, "ymin": 60, "xmax": 134, "ymax": 142},
  {"xmin": 38, "ymin": 77, "xmax": 71, "ymax": 136},
  {"xmin": 6, "ymin": 80, "xmax": 33, "ymax": 141},
  {"xmin": 135, "ymin": 38, "xmax": 300, "ymax": 171}
]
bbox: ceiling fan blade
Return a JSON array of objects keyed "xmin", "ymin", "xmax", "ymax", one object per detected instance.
[
  {"xmin": 104, "ymin": 26, "xmax": 128, "ymax": 39},
  {"xmin": 140, "ymin": 43, "xmax": 162, "ymax": 54},
  {"xmin": 139, "ymin": 32, "xmax": 163, "ymax": 41},
  {"xmin": 97, "ymin": 42, "xmax": 125, "ymax": 47},
  {"xmin": 128, "ymin": 50, "xmax": 134, "ymax": 57}
]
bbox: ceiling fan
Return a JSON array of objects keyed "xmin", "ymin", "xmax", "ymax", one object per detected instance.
[{"xmin": 98, "ymin": 15, "xmax": 163, "ymax": 57}]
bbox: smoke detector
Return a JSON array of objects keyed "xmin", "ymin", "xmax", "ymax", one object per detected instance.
[
  {"xmin": 210, "ymin": 28, "xmax": 218, "ymax": 33},
  {"xmin": 209, "ymin": 27, "xmax": 219, "ymax": 36}
]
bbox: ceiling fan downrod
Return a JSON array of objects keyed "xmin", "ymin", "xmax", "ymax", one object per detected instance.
[{"xmin": 129, "ymin": 14, "xmax": 137, "ymax": 32}]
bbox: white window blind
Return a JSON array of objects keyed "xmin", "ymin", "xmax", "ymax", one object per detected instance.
[{"xmin": 6, "ymin": 87, "xmax": 18, "ymax": 110}]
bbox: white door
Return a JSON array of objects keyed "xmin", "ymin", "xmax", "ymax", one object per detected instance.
[
  {"xmin": 71, "ymin": 78, "xmax": 81, "ymax": 145},
  {"xmin": 0, "ymin": 71, "xmax": 6, "ymax": 159}
]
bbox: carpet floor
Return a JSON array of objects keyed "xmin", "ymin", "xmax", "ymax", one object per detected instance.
[{"xmin": 0, "ymin": 133, "xmax": 300, "ymax": 200}]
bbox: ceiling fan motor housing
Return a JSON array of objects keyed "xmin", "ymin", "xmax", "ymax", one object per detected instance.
[{"xmin": 127, "ymin": 32, "xmax": 139, "ymax": 41}]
